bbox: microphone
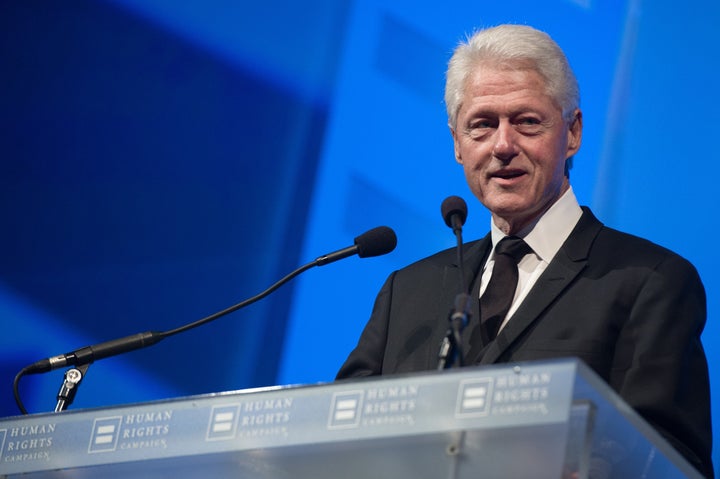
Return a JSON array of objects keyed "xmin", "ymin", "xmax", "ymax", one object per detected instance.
[
  {"xmin": 441, "ymin": 196, "xmax": 469, "ymax": 292},
  {"xmin": 315, "ymin": 226, "xmax": 397, "ymax": 266},
  {"xmin": 25, "ymin": 332, "xmax": 164, "ymax": 375},
  {"xmin": 438, "ymin": 196, "xmax": 471, "ymax": 370},
  {"xmin": 441, "ymin": 195, "xmax": 468, "ymax": 236},
  {"xmin": 14, "ymin": 226, "xmax": 397, "ymax": 413}
]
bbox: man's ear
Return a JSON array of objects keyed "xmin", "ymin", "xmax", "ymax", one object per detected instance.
[
  {"xmin": 450, "ymin": 127, "xmax": 463, "ymax": 164},
  {"xmin": 566, "ymin": 109, "xmax": 583, "ymax": 157}
]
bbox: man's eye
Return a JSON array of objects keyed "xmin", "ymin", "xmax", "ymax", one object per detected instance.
[
  {"xmin": 466, "ymin": 119, "xmax": 496, "ymax": 135},
  {"xmin": 469, "ymin": 120, "xmax": 492, "ymax": 129},
  {"xmin": 518, "ymin": 117, "xmax": 540, "ymax": 125},
  {"xmin": 516, "ymin": 117, "xmax": 544, "ymax": 134},
  {"xmin": 465, "ymin": 122, "xmax": 491, "ymax": 139}
]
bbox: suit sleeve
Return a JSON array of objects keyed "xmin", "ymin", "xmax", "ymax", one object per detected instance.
[
  {"xmin": 610, "ymin": 254, "xmax": 713, "ymax": 478},
  {"xmin": 335, "ymin": 272, "xmax": 395, "ymax": 379}
]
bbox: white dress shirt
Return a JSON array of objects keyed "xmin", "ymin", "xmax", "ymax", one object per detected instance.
[{"xmin": 480, "ymin": 187, "xmax": 583, "ymax": 332}]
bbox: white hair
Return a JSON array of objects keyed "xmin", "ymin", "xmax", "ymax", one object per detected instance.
[{"xmin": 445, "ymin": 24, "xmax": 580, "ymax": 130}]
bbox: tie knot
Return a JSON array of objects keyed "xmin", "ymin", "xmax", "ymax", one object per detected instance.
[{"xmin": 495, "ymin": 236, "xmax": 532, "ymax": 263}]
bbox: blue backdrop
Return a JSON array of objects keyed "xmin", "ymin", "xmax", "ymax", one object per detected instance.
[{"xmin": 1, "ymin": 0, "xmax": 717, "ymax": 474}]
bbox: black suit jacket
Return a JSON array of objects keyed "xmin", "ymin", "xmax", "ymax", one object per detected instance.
[{"xmin": 337, "ymin": 208, "xmax": 713, "ymax": 478}]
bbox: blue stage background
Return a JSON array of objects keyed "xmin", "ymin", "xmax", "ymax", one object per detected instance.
[{"xmin": 1, "ymin": 0, "xmax": 717, "ymax": 473}]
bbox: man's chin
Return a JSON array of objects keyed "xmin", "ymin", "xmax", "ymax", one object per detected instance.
[
  {"xmin": 486, "ymin": 198, "xmax": 534, "ymax": 219},
  {"xmin": 487, "ymin": 202, "xmax": 543, "ymax": 233}
]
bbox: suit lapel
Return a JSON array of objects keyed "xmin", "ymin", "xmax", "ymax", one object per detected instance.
[{"xmin": 478, "ymin": 208, "xmax": 604, "ymax": 365}]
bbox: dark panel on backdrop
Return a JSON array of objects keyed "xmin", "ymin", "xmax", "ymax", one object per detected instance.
[{"xmin": 0, "ymin": 0, "xmax": 334, "ymax": 412}]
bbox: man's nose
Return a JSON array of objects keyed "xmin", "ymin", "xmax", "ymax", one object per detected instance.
[{"xmin": 492, "ymin": 122, "xmax": 519, "ymax": 160}]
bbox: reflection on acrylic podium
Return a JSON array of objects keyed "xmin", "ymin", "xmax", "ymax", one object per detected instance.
[{"xmin": 0, "ymin": 359, "xmax": 704, "ymax": 478}]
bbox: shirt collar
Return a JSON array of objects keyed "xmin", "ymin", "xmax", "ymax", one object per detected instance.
[{"xmin": 489, "ymin": 187, "xmax": 583, "ymax": 263}]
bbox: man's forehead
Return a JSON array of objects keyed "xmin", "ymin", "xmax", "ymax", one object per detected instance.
[{"xmin": 459, "ymin": 69, "xmax": 558, "ymax": 115}]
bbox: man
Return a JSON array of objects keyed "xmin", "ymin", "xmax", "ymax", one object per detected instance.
[{"xmin": 336, "ymin": 25, "xmax": 713, "ymax": 477}]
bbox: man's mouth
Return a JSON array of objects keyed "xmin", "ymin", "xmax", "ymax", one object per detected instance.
[{"xmin": 492, "ymin": 169, "xmax": 526, "ymax": 180}]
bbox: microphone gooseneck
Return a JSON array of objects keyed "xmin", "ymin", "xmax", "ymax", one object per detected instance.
[
  {"xmin": 14, "ymin": 226, "xmax": 397, "ymax": 415},
  {"xmin": 438, "ymin": 196, "xmax": 471, "ymax": 370}
]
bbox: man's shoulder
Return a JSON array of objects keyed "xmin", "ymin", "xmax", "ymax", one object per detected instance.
[
  {"xmin": 394, "ymin": 237, "xmax": 488, "ymax": 275},
  {"xmin": 597, "ymin": 224, "xmax": 672, "ymax": 251},
  {"xmin": 588, "ymin": 218, "xmax": 695, "ymax": 270}
]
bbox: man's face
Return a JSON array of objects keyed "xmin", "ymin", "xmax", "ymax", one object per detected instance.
[{"xmin": 451, "ymin": 64, "xmax": 582, "ymax": 234}]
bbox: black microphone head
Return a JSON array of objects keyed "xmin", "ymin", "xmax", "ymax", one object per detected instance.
[
  {"xmin": 441, "ymin": 196, "xmax": 468, "ymax": 228},
  {"xmin": 354, "ymin": 226, "xmax": 397, "ymax": 258}
]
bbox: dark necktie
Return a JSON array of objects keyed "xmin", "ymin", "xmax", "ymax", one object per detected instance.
[{"xmin": 480, "ymin": 236, "xmax": 532, "ymax": 342}]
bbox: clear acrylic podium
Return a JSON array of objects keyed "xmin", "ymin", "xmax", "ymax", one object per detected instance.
[{"xmin": 0, "ymin": 359, "xmax": 704, "ymax": 478}]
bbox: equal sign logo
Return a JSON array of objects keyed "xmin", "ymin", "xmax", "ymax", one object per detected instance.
[
  {"xmin": 206, "ymin": 405, "xmax": 239, "ymax": 441},
  {"xmin": 456, "ymin": 378, "xmax": 493, "ymax": 417},
  {"xmin": 0, "ymin": 429, "xmax": 7, "ymax": 461},
  {"xmin": 327, "ymin": 391, "xmax": 363, "ymax": 429},
  {"xmin": 88, "ymin": 416, "xmax": 122, "ymax": 453}
]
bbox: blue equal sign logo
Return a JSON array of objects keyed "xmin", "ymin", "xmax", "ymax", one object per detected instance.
[
  {"xmin": 456, "ymin": 378, "xmax": 493, "ymax": 417},
  {"xmin": 327, "ymin": 391, "xmax": 363, "ymax": 429},
  {"xmin": 88, "ymin": 416, "xmax": 122, "ymax": 453},
  {"xmin": 206, "ymin": 405, "xmax": 239, "ymax": 441}
]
